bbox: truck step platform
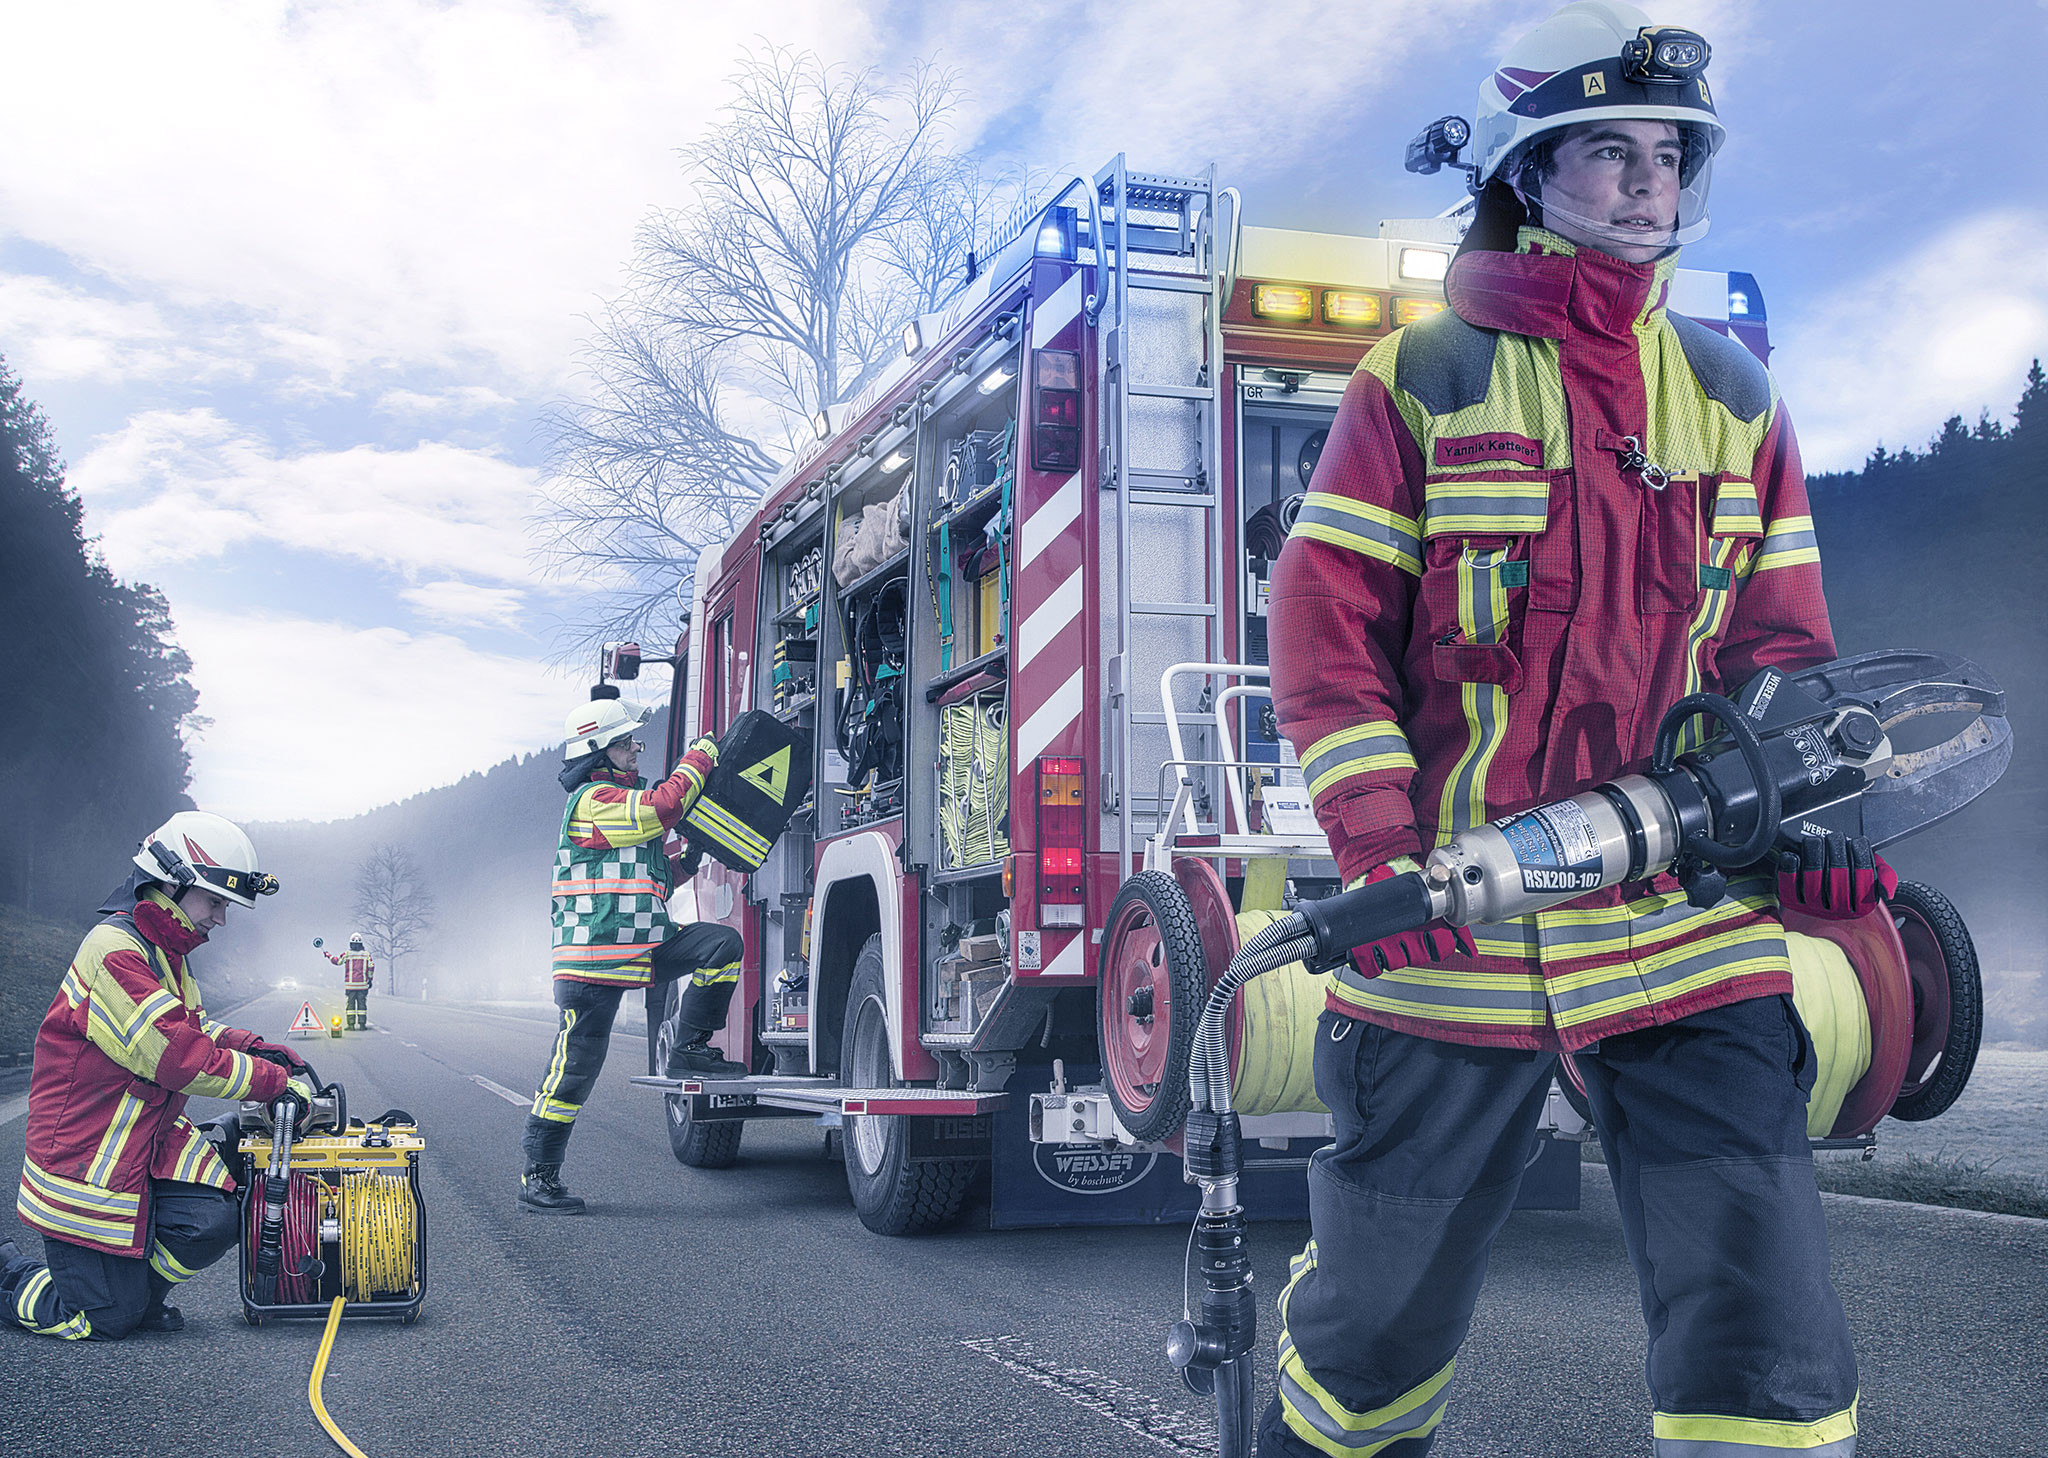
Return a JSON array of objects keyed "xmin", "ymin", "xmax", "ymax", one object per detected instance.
[{"xmin": 629, "ymin": 1075, "xmax": 1007, "ymax": 1118}]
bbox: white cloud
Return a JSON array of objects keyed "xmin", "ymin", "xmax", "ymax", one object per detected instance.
[
  {"xmin": 0, "ymin": 1, "xmax": 879, "ymax": 394},
  {"xmin": 374, "ymin": 385, "xmax": 517, "ymax": 419},
  {"xmin": 68, "ymin": 410, "xmax": 542, "ymax": 586},
  {"xmin": 0, "ymin": 273, "xmax": 255, "ymax": 384},
  {"xmin": 1771, "ymin": 210, "xmax": 2048, "ymax": 470},
  {"xmin": 401, "ymin": 580, "xmax": 526, "ymax": 627},
  {"xmin": 175, "ymin": 607, "xmax": 577, "ymax": 821}
]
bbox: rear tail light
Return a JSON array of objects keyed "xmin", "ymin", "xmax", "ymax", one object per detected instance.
[
  {"xmin": 1036, "ymin": 756, "xmax": 1085, "ymax": 928},
  {"xmin": 1322, "ymin": 290, "xmax": 1384, "ymax": 328},
  {"xmin": 1250, "ymin": 284, "xmax": 1314, "ymax": 321},
  {"xmin": 1032, "ymin": 348, "xmax": 1082, "ymax": 471}
]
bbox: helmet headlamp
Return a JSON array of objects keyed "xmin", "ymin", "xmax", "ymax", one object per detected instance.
[{"xmin": 1621, "ymin": 26, "xmax": 1710, "ymax": 83}]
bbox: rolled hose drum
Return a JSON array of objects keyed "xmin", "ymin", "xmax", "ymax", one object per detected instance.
[{"xmin": 1103, "ymin": 867, "xmax": 1981, "ymax": 1143}]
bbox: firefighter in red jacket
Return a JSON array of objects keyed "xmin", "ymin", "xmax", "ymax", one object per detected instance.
[
  {"xmin": 322, "ymin": 932, "xmax": 375, "ymax": 1030},
  {"xmin": 1262, "ymin": 6, "xmax": 1876, "ymax": 1455},
  {"xmin": 0, "ymin": 812, "xmax": 310, "ymax": 1341},
  {"xmin": 518, "ymin": 693, "xmax": 746, "ymax": 1214}
]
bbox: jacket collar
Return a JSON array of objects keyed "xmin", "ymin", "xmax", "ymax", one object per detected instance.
[
  {"xmin": 588, "ymin": 764, "xmax": 645, "ymax": 791},
  {"xmin": 132, "ymin": 886, "xmax": 206, "ymax": 959},
  {"xmin": 1445, "ymin": 227, "xmax": 1680, "ymax": 344}
]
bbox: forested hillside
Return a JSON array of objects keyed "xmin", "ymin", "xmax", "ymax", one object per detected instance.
[{"xmin": 1807, "ymin": 363, "xmax": 2048, "ymax": 1043}]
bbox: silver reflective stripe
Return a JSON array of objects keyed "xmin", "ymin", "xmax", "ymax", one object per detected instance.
[
  {"xmin": 1294, "ymin": 496, "xmax": 1424, "ymax": 575},
  {"xmin": 1656, "ymin": 1438, "xmax": 1854, "ymax": 1458},
  {"xmin": 1279, "ymin": 1372, "xmax": 1452, "ymax": 1453},
  {"xmin": 1332, "ymin": 965, "xmax": 1546, "ymax": 1016},
  {"xmin": 1423, "ymin": 482, "xmax": 1548, "ymax": 536},
  {"xmin": 1534, "ymin": 876, "xmax": 1773, "ymax": 955},
  {"xmin": 1545, "ymin": 931, "xmax": 1785, "ymax": 1021}
]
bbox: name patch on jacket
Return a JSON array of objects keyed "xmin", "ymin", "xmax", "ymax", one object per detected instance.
[{"xmin": 1434, "ymin": 433, "xmax": 1544, "ymax": 468}]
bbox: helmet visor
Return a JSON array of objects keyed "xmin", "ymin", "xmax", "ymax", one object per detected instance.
[{"xmin": 1510, "ymin": 118, "xmax": 1715, "ymax": 251}]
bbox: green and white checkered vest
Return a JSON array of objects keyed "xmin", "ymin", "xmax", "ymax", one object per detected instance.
[{"xmin": 550, "ymin": 779, "xmax": 676, "ymax": 986}]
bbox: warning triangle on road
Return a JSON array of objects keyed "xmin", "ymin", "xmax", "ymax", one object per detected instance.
[
  {"xmin": 288, "ymin": 1001, "xmax": 322, "ymax": 1033},
  {"xmin": 738, "ymin": 744, "xmax": 792, "ymax": 805}
]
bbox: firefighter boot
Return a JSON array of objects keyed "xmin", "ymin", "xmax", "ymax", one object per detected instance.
[
  {"xmin": 668, "ymin": 1030, "xmax": 747, "ymax": 1079},
  {"xmin": 136, "ymin": 1301, "xmax": 185, "ymax": 1332},
  {"xmin": 519, "ymin": 1164, "xmax": 586, "ymax": 1215}
]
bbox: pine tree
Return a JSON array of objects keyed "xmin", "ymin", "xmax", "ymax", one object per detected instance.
[{"xmin": 2015, "ymin": 357, "xmax": 2047, "ymax": 436}]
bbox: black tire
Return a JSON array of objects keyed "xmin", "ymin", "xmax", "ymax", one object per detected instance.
[
  {"xmin": 1888, "ymin": 880, "xmax": 1983, "ymax": 1123},
  {"xmin": 1555, "ymin": 1058, "xmax": 1595, "ymax": 1131},
  {"xmin": 648, "ymin": 980, "xmax": 744, "ymax": 1168},
  {"xmin": 840, "ymin": 934, "xmax": 977, "ymax": 1236},
  {"xmin": 1097, "ymin": 871, "xmax": 1209, "ymax": 1143}
]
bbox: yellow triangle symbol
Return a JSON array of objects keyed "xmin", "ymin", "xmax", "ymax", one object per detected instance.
[{"xmin": 738, "ymin": 745, "xmax": 792, "ymax": 805}]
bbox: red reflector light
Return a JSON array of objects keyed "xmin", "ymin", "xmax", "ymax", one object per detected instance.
[
  {"xmin": 1036, "ymin": 756, "xmax": 1085, "ymax": 926},
  {"xmin": 1032, "ymin": 349, "xmax": 1082, "ymax": 472}
]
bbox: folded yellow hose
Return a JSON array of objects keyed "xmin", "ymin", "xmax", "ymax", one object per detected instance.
[
  {"xmin": 1785, "ymin": 931, "xmax": 1872, "ymax": 1137},
  {"xmin": 1230, "ymin": 910, "xmax": 1330, "ymax": 1117}
]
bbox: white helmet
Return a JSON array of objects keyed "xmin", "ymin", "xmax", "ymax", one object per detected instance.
[
  {"xmin": 349, "ymin": 931, "xmax": 366, "ymax": 949},
  {"xmin": 1474, "ymin": 1, "xmax": 1723, "ymax": 248},
  {"xmin": 133, "ymin": 810, "xmax": 278, "ymax": 909},
  {"xmin": 563, "ymin": 695, "xmax": 650, "ymax": 759}
]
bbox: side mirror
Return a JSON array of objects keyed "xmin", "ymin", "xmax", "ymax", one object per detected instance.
[{"xmin": 606, "ymin": 642, "xmax": 643, "ymax": 681}]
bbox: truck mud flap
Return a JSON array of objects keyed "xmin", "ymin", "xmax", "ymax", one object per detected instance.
[{"xmin": 904, "ymin": 1114, "xmax": 993, "ymax": 1164}]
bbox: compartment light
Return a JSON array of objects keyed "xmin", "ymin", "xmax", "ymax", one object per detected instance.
[
  {"xmin": 978, "ymin": 360, "xmax": 1018, "ymax": 395},
  {"xmin": 1250, "ymin": 284, "xmax": 1314, "ymax": 322},
  {"xmin": 881, "ymin": 447, "xmax": 910, "ymax": 473}
]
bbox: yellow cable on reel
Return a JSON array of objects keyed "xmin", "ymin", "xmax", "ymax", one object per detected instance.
[{"xmin": 339, "ymin": 1170, "xmax": 417, "ymax": 1300}]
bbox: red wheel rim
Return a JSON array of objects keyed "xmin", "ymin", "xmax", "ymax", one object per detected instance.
[
  {"xmin": 1173, "ymin": 858, "xmax": 1243, "ymax": 1069},
  {"xmin": 1102, "ymin": 898, "xmax": 1171, "ymax": 1114},
  {"xmin": 1894, "ymin": 903, "xmax": 1953, "ymax": 1099}
]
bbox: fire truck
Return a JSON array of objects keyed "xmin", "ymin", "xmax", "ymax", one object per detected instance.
[{"xmin": 622, "ymin": 156, "xmax": 1982, "ymax": 1235}]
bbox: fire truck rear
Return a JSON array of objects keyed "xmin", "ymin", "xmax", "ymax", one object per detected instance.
[{"xmin": 624, "ymin": 156, "xmax": 1791, "ymax": 1235}]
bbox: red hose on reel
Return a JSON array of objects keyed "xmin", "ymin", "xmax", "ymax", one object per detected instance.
[{"xmin": 245, "ymin": 1171, "xmax": 322, "ymax": 1303}]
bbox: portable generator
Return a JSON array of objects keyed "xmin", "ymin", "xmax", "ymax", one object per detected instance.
[{"xmin": 229, "ymin": 1073, "xmax": 427, "ymax": 1326}]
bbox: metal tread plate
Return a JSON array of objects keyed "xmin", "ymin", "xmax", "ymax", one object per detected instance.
[{"xmin": 629, "ymin": 1075, "xmax": 1007, "ymax": 1117}]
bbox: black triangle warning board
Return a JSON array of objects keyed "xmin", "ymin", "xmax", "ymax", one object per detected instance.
[
  {"xmin": 289, "ymin": 1001, "xmax": 321, "ymax": 1033},
  {"xmin": 737, "ymin": 744, "xmax": 792, "ymax": 805}
]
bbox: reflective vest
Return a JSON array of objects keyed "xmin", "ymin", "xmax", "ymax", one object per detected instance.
[
  {"xmin": 325, "ymin": 949, "xmax": 373, "ymax": 990},
  {"xmin": 1270, "ymin": 229, "xmax": 1836, "ymax": 1052},
  {"xmin": 551, "ymin": 747, "xmax": 715, "ymax": 987},
  {"xmin": 17, "ymin": 890, "xmax": 290, "ymax": 1256}
]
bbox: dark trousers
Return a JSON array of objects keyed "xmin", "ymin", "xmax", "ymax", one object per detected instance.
[
  {"xmin": 9, "ymin": 1181, "xmax": 240, "ymax": 1341},
  {"xmin": 521, "ymin": 922, "xmax": 742, "ymax": 1167},
  {"xmin": 1260, "ymin": 996, "xmax": 1858, "ymax": 1458},
  {"xmin": 345, "ymin": 988, "xmax": 369, "ymax": 1027}
]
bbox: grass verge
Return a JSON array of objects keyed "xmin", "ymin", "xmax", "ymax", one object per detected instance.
[{"xmin": 1, "ymin": 903, "xmax": 89, "ymax": 1066}]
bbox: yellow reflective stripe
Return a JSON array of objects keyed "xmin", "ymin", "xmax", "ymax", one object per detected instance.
[
  {"xmin": 1435, "ymin": 548, "xmax": 1512, "ymax": 840},
  {"xmin": 1533, "ymin": 882, "xmax": 1774, "ymax": 963},
  {"xmin": 532, "ymin": 1008, "xmax": 577, "ymax": 1118},
  {"xmin": 23, "ymin": 1159, "xmax": 141, "ymax": 1214},
  {"xmin": 1751, "ymin": 515, "xmax": 1819, "ymax": 573},
  {"xmin": 1292, "ymin": 492, "xmax": 1424, "ymax": 577},
  {"xmin": 59, "ymin": 968, "xmax": 88, "ymax": 1008},
  {"xmin": 185, "ymin": 1048, "xmax": 261, "ymax": 1101},
  {"xmin": 572, "ymin": 786, "xmax": 666, "ymax": 845},
  {"xmin": 686, "ymin": 797, "xmax": 772, "ymax": 862},
  {"xmin": 1279, "ymin": 1349, "xmax": 1455, "ymax": 1456},
  {"xmin": 1329, "ymin": 965, "xmax": 1550, "ymax": 1027},
  {"xmin": 88, "ymin": 986, "xmax": 176, "ymax": 1053},
  {"xmin": 86, "ymin": 1092, "xmax": 150, "ymax": 1187},
  {"xmin": 694, "ymin": 960, "xmax": 741, "ymax": 988},
  {"xmin": 1679, "ymin": 536, "xmax": 1744, "ymax": 749},
  {"xmin": 1422, "ymin": 479, "xmax": 1549, "ymax": 536},
  {"xmin": 1654, "ymin": 1399, "xmax": 1857, "ymax": 1450},
  {"xmin": 1709, "ymin": 480, "xmax": 1762, "ymax": 536},
  {"xmin": 531, "ymin": 1097, "xmax": 581, "ymax": 1123},
  {"xmin": 1300, "ymin": 723, "xmax": 1417, "ymax": 801},
  {"xmin": 18, "ymin": 1182, "xmax": 136, "ymax": 1243},
  {"xmin": 13, "ymin": 1267, "xmax": 93, "ymax": 1341},
  {"xmin": 150, "ymin": 1241, "xmax": 199, "ymax": 1283}
]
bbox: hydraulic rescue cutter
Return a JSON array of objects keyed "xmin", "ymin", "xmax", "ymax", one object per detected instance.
[
  {"xmin": 223, "ymin": 1070, "xmax": 428, "ymax": 1326},
  {"xmin": 1162, "ymin": 649, "xmax": 2012, "ymax": 1457}
]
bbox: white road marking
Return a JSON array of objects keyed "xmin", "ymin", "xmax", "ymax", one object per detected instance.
[
  {"xmin": 961, "ymin": 1335, "xmax": 1215, "ymax": 1453},
  {"xmin": 401, "ymin": 1041, "xmax": 418, "ymax": 1048},
  {"xmin": 470, "ymin": 1075, "xmax": 530, "ymax": 1108},
  {"xmin": 0, "ymin": 1093, "xmax": 28, "ymax": 1129}
]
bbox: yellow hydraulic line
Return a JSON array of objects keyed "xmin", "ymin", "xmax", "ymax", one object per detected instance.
[{"xmin": 310, "ymin": 1296, "xmax": 371, "ymax": 1458}]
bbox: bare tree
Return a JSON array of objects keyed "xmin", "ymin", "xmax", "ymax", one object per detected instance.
[
  {"xmin": 534, "ymin": 46, "xmax": 1020, "ymax": 654},
  {"xmin": 352, "ymin": 844, "xmax": 435, "ymax": 999}
]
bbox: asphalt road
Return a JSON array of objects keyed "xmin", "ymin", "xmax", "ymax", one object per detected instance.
[{"xmin": 2, "ymin": 987, "xmax": 2045, "ymax": 1458}]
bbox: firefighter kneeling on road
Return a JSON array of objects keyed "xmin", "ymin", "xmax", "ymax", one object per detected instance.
[
  {"xmin": 519, "ymin": 694, "xmax": 746, "ymax": 1215},
  {"xmin": 0, "ymin": 812, "xmax": 313, "ymax": 1341},
  {"xmin": 1262, "ymin": 5, "xmax": 1867, "ymax": 1454},
  {"xmin": 322, "ymin": 931, "xmax": 375, "ymax": 1030}
]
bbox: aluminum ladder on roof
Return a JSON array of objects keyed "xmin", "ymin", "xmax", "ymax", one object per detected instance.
[{"xmin": 1095, "ymin": 155, "xmax": 1231, "ymax": 878}]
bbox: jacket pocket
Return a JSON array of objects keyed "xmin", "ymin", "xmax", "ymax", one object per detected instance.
[
  {"xmin": 1433, "ymin": 635, "xmax": 1525, "ymax": 693},
  {"xmin": 1638, "ymin": 471, "xmax": 1705, "ymax": 615},
  {"xmin": 1420, "ymin": 470, "xmax": 1554, "ymax": 646}
]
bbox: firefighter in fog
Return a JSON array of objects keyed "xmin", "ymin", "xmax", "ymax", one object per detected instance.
[
  {"xmin": 1264, "ymin": 4, "xmax": 1879, "ymax": 1453},
  {"xmin": 321, "ymin": 931, "xmax": 375, "ymax": 1029},
  {"xmin": 1, "ymin": 812, "xmax": 312, "ymax": 1340},
  {"xmin": 518, "ymin": 693, "xmax": 747, "ymax": 1214}
]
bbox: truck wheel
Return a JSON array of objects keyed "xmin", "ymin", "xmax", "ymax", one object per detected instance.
[
  {"xmin": 840, "ymin": 935, "xmax": 976, "ymax": 1236},
  {"xmin": 1098, "ymin": 871, "xmax": 1207, "ymax": 1143},
  {"xmin": 648, "ymin": 980, "xmax": 744, "ymax": 1169},
  {"xmin": 1887, "ymin": 880, "xmax": 1983, "ymax": 1123}
]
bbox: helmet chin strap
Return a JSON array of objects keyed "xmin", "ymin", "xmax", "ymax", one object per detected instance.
[{"xmin": 1511, "ymin": 184, "xmax": 1707, "ymax": 252}]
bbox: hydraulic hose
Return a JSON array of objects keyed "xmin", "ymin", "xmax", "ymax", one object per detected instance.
[{"xmin": 310, "ymin": 1297, "xmax": 372, "ymax": 1458}]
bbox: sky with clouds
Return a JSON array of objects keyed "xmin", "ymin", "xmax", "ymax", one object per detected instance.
[{"xmin": 3, "ymin": 0, "xmax": 2042, "ymax": 823}]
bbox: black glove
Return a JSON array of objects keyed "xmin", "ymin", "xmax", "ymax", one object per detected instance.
[{"xmin": 248, "ymin": 1043, "xmax": 309, "ymax": 1074}]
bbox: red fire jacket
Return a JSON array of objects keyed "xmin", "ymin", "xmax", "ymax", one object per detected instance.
[
  {"xmin": 1270, "ymin": 229, "xmax": 1836, "ymax": 1050},
  {"xmin": 323, "ymin": 948, "xmax": 374, "ymax": 990},
  {"xmin": 16, "ymin": 888, "xmax": 293, "ymax": 1256}
]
